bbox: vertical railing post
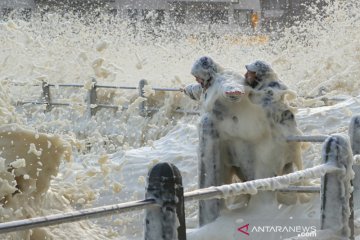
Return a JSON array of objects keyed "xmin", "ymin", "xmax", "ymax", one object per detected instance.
[
  {"xmin": 89, "ymin": 78, "xmax": 98, "ymax": 117},
  {"xmin": 321, "ymin": 135, "xmax": 353, "ymax": 238},
  {"xmin": 138, "ymin": 79, "xmax": 148, "ymax": 117},
  {"xmin": 348, "ymin": 115, "xmax": 360, "ymax": 240},
  {"xmin": 42, "ymin": 80, "xmax": 52, "ymax": 112},
  {"xmin": 198, "ymin": 114, "xmax": 221, "ymax": 226},
  {"xmin": 145, "ymin": 162, "xmax": 186, "ymax": 240},
  {"xmin": 349, "ymin": 115, "xmax": 360, "ymax": 155}
]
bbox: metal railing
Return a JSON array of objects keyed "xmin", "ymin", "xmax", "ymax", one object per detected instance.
[
  {"xmin": 15, "ymin": 79, "xmax": 196, "ymax": 117},
  {"xmin": 0, "ymin": 150, "xmax": 350, "ymax": 238},
  {"xmin": 14, "ymin": 80, "xmax": 347, "ymax": 117},
  {"xmin": 4, "ymin": 81, "xmax": 359, "ymax": 239},
  {"xmin": 0, "ymin": 181, "xmax": 325, "ymax": 235},
  {"xmin": 0, "ymin": 118, "xmax": 358, "ymax": 239}
]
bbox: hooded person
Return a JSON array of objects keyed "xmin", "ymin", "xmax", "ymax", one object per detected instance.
[
  {"xmin": 243, "ymin": 61, "xmax": 300, "ymax": 135},
  {"xmin": 182, "ymin": 56, "xmax": 219, "ymax": 100},
  {"xmin": 245, "ymin": 60, "xmax": 287, "ymax": 90},
  {"xmin": 182, "ymin": 56, "xmax": 246, "ymax": 103},
  {"xmin": 244, "ymin": 60, "xmax": 297, "ymax": 105},
  {"xmin": 244, "ymin": 60, "xmax": 310, "ymax": 204}
]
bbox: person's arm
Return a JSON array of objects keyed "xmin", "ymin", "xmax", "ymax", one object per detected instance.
[
  {"xmin": 220, "ymin": 80, "xmax": 246, "ymax": 102},
  {"xmin": 266, "ymin": 80, "xmax": 297, "ymax": 102},
  {"xmin": 267, "ymin": 80, "xmax": 288, "ymax": 90},
  {"xmin": 181, "ymin": 84, "xmax": 203, "ymax": 101}
]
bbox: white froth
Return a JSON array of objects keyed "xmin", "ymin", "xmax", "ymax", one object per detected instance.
[{"xmin": 0, "ymin": 1, "xmax": 359, "ymax": 239}]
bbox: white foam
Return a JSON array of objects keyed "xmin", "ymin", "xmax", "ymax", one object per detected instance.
[{"xmin": 0, "ymin": 1, "xmax": 359, "ymax": 239}]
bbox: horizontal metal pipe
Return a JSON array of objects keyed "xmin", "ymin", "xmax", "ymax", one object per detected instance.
[
  {"xmin": 17, "ymin": 101, "xmax": 71, "ymax": 106},
  {"xmin": 51, "ymin": 102, "xmax": 71, "ymax": 106},
  {"xmin": 184, "ymin": 188, "xmax": 222, "ymax": 202},
  {"xmin": 286, "ymin": 135, "xmax": 329, "ymax": 142},
  {"xmin": 320, "ymin": 97, "xmax": 348, "ymax": 102},
  {"xmin": 48, "ymin": 84, "xmax": 84, "ymax": 88},
  {"xmin": 183, "ymin": 185, "xmax": 320, "ymax": 200},
  {"xmin": 95, "ymin": 85, "xmax": 179, "ymax": 91},
  {"xmin": 46, "ymin": 84, "xmax": 182, "ymax": 92},
  {"xmin": 17, "ymin": 101, "xmax": 45, "ymax": 105},
  {"xmin": 184, "ymin": 164, "xmax": 337, "ymax": 203},
  {"xmin": 12, "ymin": 83, "xmax": 41, "ymax": 87},
  {"xmin": 276, "ymin": 186, "xmax": 320, "ymax": 193},
  {"xmin": 152, "ymin": 87, "xmax": 181, "ymax": 92},
  {"xmin": 96, "ymin": 85, "xmax": 137, "ymax": 90},
  {"xmin": 145, "ymin": 107, "xmax": 199, "ymax": 115},
  {"xmin": 46, "ymin": 84, "xmax": 180, "ymax": 92},
  {"xmin": 16, "ymin": 102, "xmax": 127, "ymax": 111},
  {"xmin": 183, "ymin": 185, "xmax": 321, "ymax": 203},
  {"xmin": 0, "ymin": 199, "xmax": 156, "ymax": 234}
]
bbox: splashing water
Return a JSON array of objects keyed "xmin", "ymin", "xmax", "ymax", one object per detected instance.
[{"xmin": 0, "ymin": 0, "xmax": 359, "ymax": 239}]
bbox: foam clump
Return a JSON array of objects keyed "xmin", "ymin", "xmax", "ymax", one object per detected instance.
[
  {"xmin": 0, "ymin": 124, "xmax": 76, "ymax": 239},
  {"xmin": 0, "ymin": 123, "xmax": 71, "ymax": 201}
]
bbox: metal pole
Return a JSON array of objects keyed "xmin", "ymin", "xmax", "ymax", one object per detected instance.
[
  {"xmin": 321, "ymin": 135, "xmax": 353, "ymax": 239},
  {"xmin": 89, "ymin": 78, "xmax": 98, "ymax": 117},
  {"xmin": 349, "ymin": 115, "xmax": 360, "ymax": 155},
  {"xmin": 145, "ymin": 162, "xmax": 186, "ymax": 240},
  {"xmin": 152, "ymin": 87, "xmax": 181, "ymax": 92},
  {"xmin": 286, "ymin": 135, "xmax": 329, "ymax": 142},
  {"xmin": 48, "ymin": 84, "xmax": 84, "ymax": 88},
  {"xmin": 138, "ymin": 79, "xmax": 148, "ymax": 117},
  {"xmin": 348, "ymin": 115, "xmax": 360, "ymax": 240},
  {"xmin": 185, "ymin": 163, "xmax": 337, "ymax": 202},
  {"xmin": 0, "ymin": 199, "xmax": 155, "ymax": 234},
  {"xmin": 42, "ymin": 80, "xmax": 52, "ymax": 112},
  {"xmin": 349, "ymin": 173, "xmax": 356, "ymax": 240},
  {"xmin": 276, "ymin": 186, "xmax": 320, "ymax": 193},
  {"xmin": 96, "ymin": 85, "xmax": 137, "ymax": 90}
]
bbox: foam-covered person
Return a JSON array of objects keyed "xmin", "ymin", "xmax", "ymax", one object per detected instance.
[
  {"xmin": 182, "ymin": 56, "xmax": 276, "ymax": 225},
  {"xmin": 182, "ymin": 56, "xmax": 245, "ymax": 102},
  {"xmin": 245, "ymin": 60, "xmax": 287, "ymax": 90},
  {"xmin": 244, "ymin": 60, "xmax": 293, "ymax": 107},
  {"xmin": 182, "ymin": 57, "xmax": 308, "ymax": 226},
  {"xmin": 244, "ymin": 60, "xmax": 309, "ymax": 205},
  {"xmin": 244, "ymin": 60, "xmax": 303, "ymax": 173}
]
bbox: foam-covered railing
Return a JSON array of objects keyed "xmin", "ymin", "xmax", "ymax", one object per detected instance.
[
  {"xmin": 348, "ymin": 115, "xmax": 360, "ymax": 240},
  {"xmin": 320, "ymin": 135, "xmax": 353, "ymax": 238}
]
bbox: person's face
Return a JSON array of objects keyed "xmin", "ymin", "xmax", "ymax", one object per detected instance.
[
  {"xmin": 195, "ymin": 76, "xmax": 205, "ymax": 88},
  {"xmin": 245, "ymin": 70, "xmax": 258, "ymax": 88}
]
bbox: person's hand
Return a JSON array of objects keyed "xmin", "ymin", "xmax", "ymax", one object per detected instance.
[
  {"xmin": 223, "ymin": 86, "xmax": 245, "ymax": 102},
  {"xmin": 225, "ymin": 90, "xmax": 245, "ymax": 97}
]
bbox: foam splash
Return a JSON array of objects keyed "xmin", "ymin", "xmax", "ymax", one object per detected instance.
[{"xmin": 0, "ymin": 0, "xmax": 359, "ymax": 239}]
